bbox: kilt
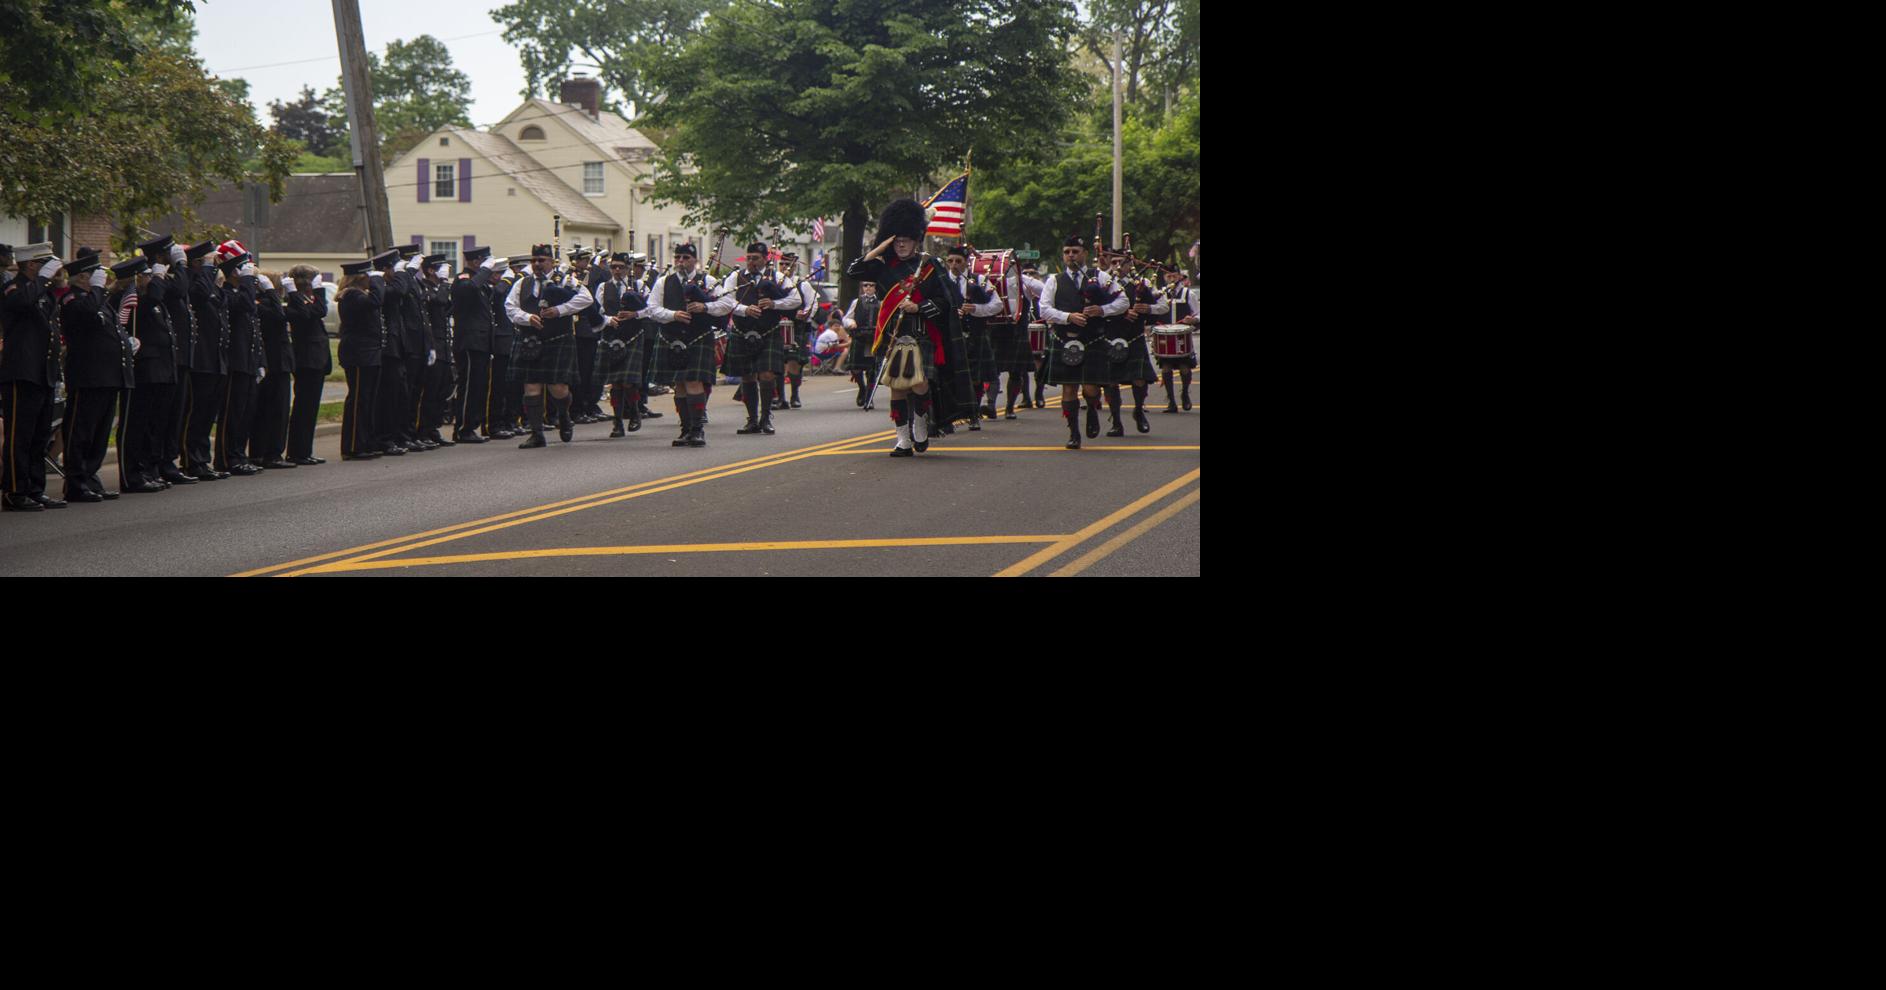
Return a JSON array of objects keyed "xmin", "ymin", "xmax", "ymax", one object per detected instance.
[
  {"xmin": 722, "ymin": 328, "xmax": 786, "ymax": 377},
  {"xmin": 1110, "ymin": 334, "xmax": 1157, "ymax": 384},
  {"xmin": 966, "ymin": 326, "xmax": 997, "ymax": 383},
  {"xmin": 1045, "ymin": 330, "xmax": 1113, "ymax": 386},
  {"xmin": 847, "ymin": 333, "xmax": 877, "ymax": 374},
  {"xmin": 989, "ymin": 321, "xmax": 1034, "ymax": 375},
  {"xmin": 594, "ymin": 324, "xmax": 648, "ymax": 386},
  {"xmin": 652, "ymin": 328, "xmax": 719, "ymax": 384},
  {"xmin": 507, "ymin": 333, "xmax": 578, "ymax": 385},
  {"xmin": 1156, "ymin": 352, "xmax": 1198, "ymax": 370}
]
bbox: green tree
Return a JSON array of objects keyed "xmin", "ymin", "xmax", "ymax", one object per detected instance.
[
  {"xmin": 0, "ymin": 0, "xmax": 296, "ymax": 250},
  {"xmin": 269, "ymin": 85, "xmax": 342, "ymax": 157},
  {"xmin": 642, "ymin": 0, "xmax": 1078, "ymax": 306},
  {"xmin": 320, "ymin": 35, "xmax": 473, "ymax": 167},
  {"xmin": 492, "ymin": 0, "xmax": 725, "ymax": 118}
]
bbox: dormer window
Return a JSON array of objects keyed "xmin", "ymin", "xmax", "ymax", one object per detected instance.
[{"xmin": 520, "ymin": 125, "xmax": 546, "ymax": 141}]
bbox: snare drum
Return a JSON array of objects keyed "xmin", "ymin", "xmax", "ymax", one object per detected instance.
[
  {"xmin": 1152, "ymin": 324, "xmax": 1193, "ymax": 359},
  {"xmin": 778, "ymin": 318, "xmax": 796, "ymax": 346},
  {"xmin": 1028, "ymin": 322, "xmax": 1050, "ymax": 355}
]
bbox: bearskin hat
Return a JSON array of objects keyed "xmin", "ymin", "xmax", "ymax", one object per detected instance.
[{"xmin": 875, "ymin": 198, "xmax": 927, "ymax": 244}]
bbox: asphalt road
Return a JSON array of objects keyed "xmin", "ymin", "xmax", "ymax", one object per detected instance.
[{"xmin": 2, "ymin": 372, "xmax": 1200, "ymax": 577}]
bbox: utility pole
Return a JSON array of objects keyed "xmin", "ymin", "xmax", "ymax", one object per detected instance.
[
  {"xmin": 1112, "ymin": 30, "xmax": 1124, "ymax": 250},
  {"xmin": 332, "ymin": 0, "xmax": 392, "ymax": 253}
]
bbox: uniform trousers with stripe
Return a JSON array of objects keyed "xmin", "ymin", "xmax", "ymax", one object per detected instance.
[
  {"xmin": 251, "ymin": 370, "xmax": 292, "ymax": 463},
  {"xmin": 184, "ymin": 371, "xmax": 225, "ymax": 472},
  {"xmin": 418, "ymin": 356, "xmax": 452, "ymax": 436},
  {"xmin": 214, "ymin": 373, "xmax": 257, "ymax": 471},
  {"xmin": 340, "ymin": 365, "xmax": 380, "ymax": 458},
  {"xmin": 3, "ymin": 380, "xmax": 54, "ymax": 497},
  {"xmin": 61, "ymin": 386, "xmax": 120, "ymax": 498},
  {"xmin": 122, "ymin": 382, "xmax": 172, "ymax": 485},
  {"xmin": 287, "ymin": 369, "xmax": 324, "ymax": 460},
  {"xmin": 162, "ymin": 373, "xmax": 189, "ymax": 470},
  {"xmin": 377, "ymin": 359, "xmax": 412, "ymax": 446},
  {"xmin": 455, "ymin": 349, "xmax": 491, "ymax": 435}
]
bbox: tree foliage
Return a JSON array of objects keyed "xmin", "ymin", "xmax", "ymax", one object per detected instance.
[
  {"xmin": 0, "ymin": 0, "xmax": 296, "ymax": 250},
  {"xmin": 492, "ymin": 0, "xmax": 724, "ymax": 119},
  {"xmin": 641, "ymin": 0, "xmax": 1078, "ymax": 304},
  {"xmin": 269, "ymin": 85, "xmax": 342, "ymax": 158},
  {"xmin": 320, "ymin": 35, "xmax": 473, "ymax": 167}
]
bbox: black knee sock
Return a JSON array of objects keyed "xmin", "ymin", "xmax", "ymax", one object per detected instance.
[
  {"xmin": 612, "ymin": 394, "xmax": 625, "ymax": 429},
  {"xmin": 1132, "ymin": 383, "xmax": 1147, "ymax": 410},
  {"xmin": 525, "ymin": 395, "xmax": 544, "ymax": 434},
  {"xmin": 1181, "ymin": 369, "xmax": 1192, "ymax": 389},
  {"xmin": 760, "ymin": 379, "xmax": 776, "ymax": 416},
  {"xmin": 1006, "ymin": 375, "xmax": 1021, "ymax": 411},
  {"xmin": 691, "ymin": 394, "xmax": 708, "ymax": 429},
  {"xmin": 742, "ymin": 381, "xmax": 760, "ymax": 421},
  {"xmin": 791, "ymin": 373, "xmax": 801, "ymax": 400}
]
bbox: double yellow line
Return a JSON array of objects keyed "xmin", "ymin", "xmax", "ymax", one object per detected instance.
[{"xmin": 234, "ymin": 428, "xmax": 895, "ymax": 577}]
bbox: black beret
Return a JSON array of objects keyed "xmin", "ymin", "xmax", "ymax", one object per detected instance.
[
  {"xmin": 672, "ymin": 242, "xmax": 697, "ymax": 257},
  {"xmin": 111, "ymin": 258, "xmax": 149, "ymax": 279},
  {"xmin": 1063, "ymin": 234, "xmax": 1086, "ymax": 248},
  {"xmin": 875, "ymin": 198, "xmax": 927, "ymax": 243},
  {"xmin": 340, "ymin": 260, "xmax": 374, "ymax": 275}
]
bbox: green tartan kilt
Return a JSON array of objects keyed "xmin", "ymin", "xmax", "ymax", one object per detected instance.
[
  {"xmin": 989, "ymin": 321, "xmax": 1035, "ymax": 375},
  {"xmin": 847, "ymin": 334, "xmax": 877, "ymax": 374},
  {"xmin": 1109, "ymin": 334, "xmax": 1157, "ymax": 384},
  {"xmin": 507, "ymin": 333, "xmax": 578, "ymax": 385},
  {"xmin": 1045, "ymin": 330, "xmax": 1113, "ymax": 386},
  {"xmin": 966, "ymin": 327, "xmax": 997, "ymax": 383},
  {"xmin": 593, "ymin": 325, "xmax": 648, "ymax": 386},
  {"xmin": 722, "ymin": 328, "xmax": 786, "ymax": 376},
  {"xmin": 784, "ymin": 321, "xmax": 812, "ymax": 366},
  {"xmin": 652, "ymin": 328, "xmax": 719, "ymax": 383}
]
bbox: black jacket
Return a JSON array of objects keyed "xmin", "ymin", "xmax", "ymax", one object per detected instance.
[
  {"xmin": 132, "ymin": 276, "xmax": 179, "ymax": 385},
  {"xmin": 188, "ymin": 265, "xmax": 229, "ymax": 374},
  {"xmin": 160, "ymin": 268, "xmax": 196, "ymax": 373},
  {"xmin": 286, "ymin": 289, "xmax": 332, "ymax": 372},
  {"xmin": 1, "ymin": 274, "xmax": 61, "ymax": 386},
  {"xmin": 450, "ymin": 267, "xmax": 494, "ymax": 353},
  {"xmin": 337, "ymin": 284, "xmax": 383, "ymax": 368},
  {"xmin": 257, "ymin": 286, "xmax": 293, "ymax": 374},
  {"xmin": 379, "ymin": 271, "xmax": 407, "ymax": 359},
  {"xmin": 224, "ymin": 277, "xmax": 261, "ymax": 376},
  {"xmin": 396, "ymin": 269, "xmax": 428, "ymax": 356},
  {"xmin": 63, "ymin": 285, "xmax": 136, "ymax": 389},
  {"xmin": 423, "ymin": 277, "xmax": 452, "ymax": 352},
  {"xmin": 490, "ymin": 275, "xmax": 515, "ymax": 347}
]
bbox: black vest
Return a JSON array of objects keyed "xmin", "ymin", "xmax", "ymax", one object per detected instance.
[
  {"xmin": 518, "ymin": 276, "xmax": 575, "ymax": 337},
  {"xmin": 1164, "ymin": 285, "xmax": 1191, "ymax": 322}
]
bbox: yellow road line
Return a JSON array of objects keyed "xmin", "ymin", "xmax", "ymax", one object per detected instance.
[
  {"xmin": 1049, "ymin": 489, "xmax": 1199, "ymax": 577},
  {"xmin": 296, "ymin": 535, "xmax": 1068, "ymax": 575},
  {"xmin": 235, "ymin": 428, "xmax": 894, "ymax": 577},
  {"xmin": 285, "ymin": 431, "xmax": 900, "ymax": 576},
  {"xmin": 993, "ymin": 468, "xmax": 1200, "ymax": 578},
  {"xmin": 809, "ymin": 445, "xmax": 1200, "ymax": 454}
]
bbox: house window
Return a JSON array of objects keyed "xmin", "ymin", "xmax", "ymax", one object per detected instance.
[
  {"xmin": 520, "ymin": 125, "xmax": 545, "ymax": 141},
  {"xmin": 435, "ymin": 163, "xmax": 455, "ymax": 200},
  {"xmin": 508, "ymin": 188, "xmax": 517, "ymax": 197},
  {"xmin": 439, "ymin": 137, "xmax": 450, "ymax": 147},
  {"xmin": 584, "ymin": 162, "xmax": 604, "ymax": 195},
  {"xmin": 649, "ymin": 235, "xmax": 661, "ymax": 267},
  {"xmin": 430, "ymin": 241, "xmax": 459, "ymax": 270}
]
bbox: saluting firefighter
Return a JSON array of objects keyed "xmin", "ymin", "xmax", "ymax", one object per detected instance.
[
  {"xmin": 282, "ymin": 265, "xmax": 331, "ymax": 464},
  {"xmin": 649, "ymin": 242, "xmax": 736, "ymax": 447},
  {"xmin": 248, "ymin": 264, "xmax": 299, "ymax": 468},
  {"xmin": 451, "ymin": 247, "xmax": 501, "ymax": 443},
  {"xmin": 144, "ymin": 236, "xmax": 199, "ymax": 487},
  {"xmin": 213, "ymin": 247, "xmax": 266, "ymax": 477},
  {"xmin": 774, "ymin": 251, "xmax": 818, "ymax": 410},
  {"xmin": 840, "ymin": 278, "xmax": 881, "ymax": 410},
  {"xmin": 181, "ymin": 239, "xmax": 230, "ymax": 481},
  {"xmin": 114, "ymin": 254, "xmax": 176, "ymax": 493},
  {"xmin": 504, "ymin": 244, "xmax": 594, "ymax": 448},
  {"xmin": 415, "ymin": 254, "xmax": 455, "ymax": 447},
  {"xmin": 336, "ymin": 254, "xmax": 391, "ymax": 460},
  {"xmin": 1039, "ymin": 234, "xmax": 1130, "ymax": 450},
  {"xmin": 845, "ymin": 199, "xmax": 978, "ymax": 457},
  {"xmin": 1, "ymin": 242, "xmax": 65, "ymax": 510},
  {"xmin": 59, "ymin": 250, "xmax": 134, "ymax": 502},
  {"xmin": 942, "ymin": 244, "xmax": 1005, "ymax": 431}
]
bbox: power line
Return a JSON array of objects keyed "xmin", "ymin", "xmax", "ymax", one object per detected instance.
[{"xmin": 208, "ymin": 29, "xmax": 504, "ymax": 75}]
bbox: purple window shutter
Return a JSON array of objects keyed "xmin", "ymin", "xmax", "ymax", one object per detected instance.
[
  {"xmin": 463, "ymin": 235, "xmax": 477, "ymax": 256},
  {"xmin": 412, "ymin": 235, "xmax": 425, "ymax": 250},
  {"xmin": 417, "ymin": 158, "xmax": 430, "ymax": 202},
  {"xmin": 459, "ymin": 159, "xmax": 472, "ymax": 202}
]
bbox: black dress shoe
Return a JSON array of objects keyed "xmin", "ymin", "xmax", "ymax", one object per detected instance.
[
  {"xmin": 737, "ymin": 419, "xmax": 765, "ymax": 435},
  {"xmin": 1086, "ymin": 406, "xmax": 1101, "ymax": 438},
  {"xmin": 454, "ymin": 431, "xmax": 488, "ymax": 444},
  {"xmin": 190, "ymin": 468, "xmax": 222, "ymax": 481},
  {"xmin": 968, "ymin": 421, "xmax": 981, "ymax": 431},
  {"xmin": 309, "ymin": 456, "xmax": 327, "ymax": 464},
  {"xmin": 1135, "ymin": 410, "xmax": 1151, "ymax": 433},
  {"xmin": 760, "ymin": 417, "xmax": 775, "ymax": 436},
  {"xmin": 640, "ymin": 408, "xmax": 662, "ymax": 419},
  {"xmin": 558, "ymin": 420, "xmax": 574, "ymax": 443},
  {"xmin": 264, "ymin": 459, "xmax": 298, "ymax": 469},
  {"xmin": 161, "ymin": 469, "xmax": 197, "ymax": 485},
  {"xmin": 33, "ymin": 494, "xmax": 68, "ymax": 508},
  {"xmin": 856, "ymin": 393, "xmax": 868, "ymax": 407},
  {"xmin": 100, "ymin": 490, "xmax": 120, "ymax": 500},
  {"xmin": 914, "ymin": 438, "xmax": 929, "ymax": 453},
  {"xmin": 686, "ymin": 428, "xmax": 707, "ymax": 448},
  {"xmin": 608, "ymin": 425, "xmax": 626, "ymax": 438},
  {"xmin": 67, "ymin": 490, "xmax": 104, "ymax": 503},
  {"xmin": 1181, "ymin": 392, "xmax": 1192, "ymax": 411},
  {"xmin": 429, "ymin": 435, "xmax": 456, "ymax": 447},
  {"xmin": 1106, "ymin": 421, "xmax": 1125, "ymax": 438},
  {"xmin": 489, "ymin": 428, "xmax": 514, "ymax": 439},
  {"xmin": 341, "ymin": 451, "xmax": 382, "ymax": 461},
  {"xmin": 625, "ymin": 415, "xmax": 642, "ymax": 433},
  {"xmin": 230, "ymin": 464, "xmax": 262, "ymax": 476},
  {"xmin": 790, "ymin": 397, "xmax": 802, "ymax": 408},
  {"xmin": 889, "ymin": 446, "xmax": 914, "ymax": 457},
  {"xmin": 1005, "ymin": 411, "xmax": 1017, "ymax": 420},
  {"xmin": 672, "ymin": 433, "xmax": 690, "ymax": 447},
  {"xmin": 3, "ymin": 494, "xmax": 44, "ymax": 511},
  {"xmin": 124, "ymin": 481, "xmax": 166, "ymax": 494},
  {"xmin": 292, "ymin": 457, "xmax": 323, "ymax": 465},
  {"xmin": 1163, "ymin": 403, "xmax": 1178, "ymax": 414},
  {"xmin": 519, "ymin": 433, "xmax": 547, "ymax": 449},
  {"xmin": 380, "ymin": 445, "xmax": 406, "ymax": 456}
]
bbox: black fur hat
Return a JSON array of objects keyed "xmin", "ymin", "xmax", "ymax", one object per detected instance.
[{"xmin": 875, "ymin": 198, "xmax": 927, "ymax": 244}]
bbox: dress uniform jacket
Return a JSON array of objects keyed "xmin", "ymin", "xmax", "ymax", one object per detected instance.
[
  {"xmin": 287, "ymin": 289, "xmax": 331, "ymax": 372},
  {"xmin": 132, "ymin": 276, "xmax": 179, "ymax": 385},
  {"xmin": 0, "ymin": 272, "xmax": 61, "ymax": 386},
  {"xmin": 188, "ymin": 266, "xmax": 229, "ymax": 374}
]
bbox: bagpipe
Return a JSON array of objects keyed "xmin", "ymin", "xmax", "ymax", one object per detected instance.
[
  {"xmin": 602, "ymin": 283, "xmax": 651, "ymax": 360},
  {"xmin": 732, "ymin": 262, "xmax": 798, "ymax": 344},
  {"xmin": 661, "ymin": 274, "xmax": 719, "ymax": 352}
]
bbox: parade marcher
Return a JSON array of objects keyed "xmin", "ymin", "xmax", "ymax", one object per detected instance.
[
  {"xmin": 182, "ymin": 240, "xmax": 230, "ymax": 481},
  {"xmin": 595, "ymin": 253, "xmax": 650, "ymax": 437},
  {"xmin": 566, "ymin": 247, "xmax": 608, "ymax": 423},
  {"xmin": 1039, "ymin": 234, "xmax": 1129, "ymax": 450},
  {"xmin": 337, "ymin": 255, "xmax": 390, "ymax": 460},
  {"xmin": 213, "ymin": 249, "xmax": 264, "ymax": 476},
  {"xmin": 987, "ymin": 265, "xmax": 1043, "ymax": 419},
  {"xmin": 148, "ymin": 236, "xmax": 199, "ymax": 486},
  {"xmin": 282, "ymin": 266, "xmax": 330, "ymax": 464},
  {"xmin": 1099, "ymin": 260, "xmax": 1159, "ymax": 436},
  {"xmin": 1152, "ymin": 269, "xmax": 1197, "ymax": 413},
  {"xmin": 248, "ymin": 267, "xmax": 298, "ymax": 468},
  {"xmin": 58, "ymin": 250, "xmax": 133, "ymax": 502},
  {"xmin": 840, "ymin": 279, "xmax": 881, "ymax": 410},
  {"xmin": 720, "ymin": 242, "xmax": 797, "ymax": 435},
  {"xmin": 649, "ymin": 242, "xmax": 735, "ymax": 447},
  {"xmin": 943, "ymin": 244, "xmax": 1004, "ymax": 431},
  {"xmin": 1, "ymin": 243, "xmax": 64, "ymax": 510},
  {"xmin": 486, "ymin": 257, "xmax": 523, "ymax": 438},
  {"xmin": 414, "ymin": 255, "xmax": 455, "ymax": 447},
  {"xmin": 504, "ymin": 243, "xmax": 594, "ymax": 448},
  {"xmin": 386, "ymin": 243, "xmax": 435, "ymax": 452},
  {"xmin": 630, "ymin": 253, "xmax": 664, "ymax": 423},
  {"xmin": 845, "ymin": 199, "xmax": 977, "ymax": 457},
  {"xmin": 775, "ymin": 251, "xmax": 818, "ymax": 410},
  {"xmin": 450, "ymin": 247, "xmax": 499, "ymax": 443},
  {"xmin": 115, "ymin": 255, "xmax": 174, "ymax": 493},
  {"xmin": 372, "ymin": 246, "xmax": 413, "ymax": 453}
]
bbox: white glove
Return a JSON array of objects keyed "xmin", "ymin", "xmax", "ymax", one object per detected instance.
[
  {"xmin": 436, "ymin": 264, "xmax": 450, "ymax": 279},
  {"xmin": 130, "ymin": 336, "xmax": 142, "ymax": 356},
  {"xmin": 258, "ymin": 366, "xmax": 266, "ymax": 381},
  {"xmin": 482, "ymin": 257, "xmax": 501, "ymax": 271},
  {"xmin": 239, "ymin": 262, "xmax": 257, "ymax": 278},
  {"xmin": 311, "ymin": 274, "xmax": 324, "ymax": 289},
  {"xmin": 150, "ymin": 264, "xmax": 169, "ymax": 277},
  {"xmin": 90, "ymin": 267, "xmax": 109, "ymax": 288},
  {"xmin": 281, "ymin": 277, "xmax": 295, "ymax": 292},
  {"xmin": 256, "ymin": 274, "xmax": 274, "ymax": 291},
  {"xmin": 38, "ymin": 257, "xmax": 63, "ymax": 279},
  {"xmin": 169, "ymin": 245, "xmax": 186, "ymax": 264},
  {"xmin": 427, "ymin": 349, "xmax": 437, "ymax": 367}
]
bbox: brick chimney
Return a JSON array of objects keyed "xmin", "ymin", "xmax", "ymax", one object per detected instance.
[{"xmin": 561, "ymin": 73, "xmax": 601, "ymax": 120}]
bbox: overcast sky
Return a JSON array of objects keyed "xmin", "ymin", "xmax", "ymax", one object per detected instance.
[{"xmin": 194, "ymin": 4, "xmax": 533, "ymax": 132}]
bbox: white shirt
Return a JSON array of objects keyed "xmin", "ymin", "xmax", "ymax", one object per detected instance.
[
  {"xmin": 1035, "ymin": 268, "xmax": 1128, "ymax": 325},
  {"xmin": 505, "ymin": 274, "xmax": 595, "ymax": 327},
  {"xmin": 948, "ymin": 272, "xmax": 1006, "ymax": 318},
  {"xmin": 643, "ymin": 271, "xmax": 735, "ymax": 323},
  {"xmin": 815, "ymin": 328, "xmax": 841, "ymax": 351},
  {"xmin": 718, "ymin": 268, "xmax": 807, "ymax": 316}
]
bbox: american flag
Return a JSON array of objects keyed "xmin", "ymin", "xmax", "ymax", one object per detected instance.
[
  {"xmin": 117, "ymin": 289, "xmax": 138, "ymax": 327},
  {"xmin": 924, "ymin": 172, "xmax": 969, "ymax": 238},
  {"xmin": 811, "ymin": 217, "xmax": 825, "ymax": 241}
]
